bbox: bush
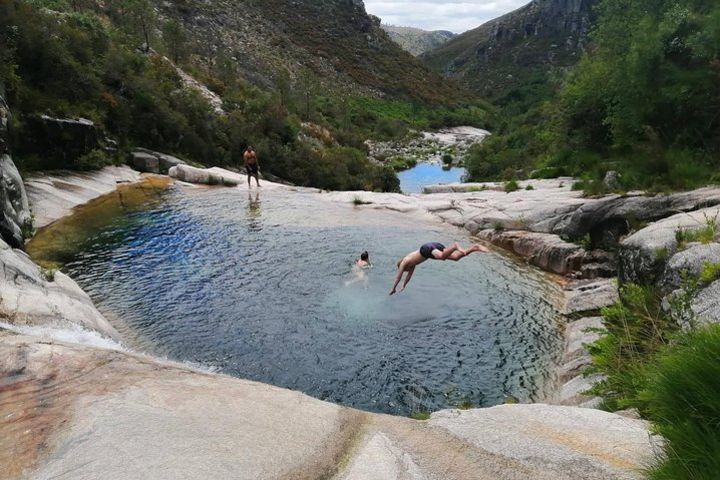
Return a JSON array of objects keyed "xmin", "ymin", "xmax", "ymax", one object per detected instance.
[
  {"xmin": 642, "ymin": 325, "xmax": 720, "ymax": 480},
  {"xmin": 504, "ymin": 180, "xmax": 520, "ymax": 193}
]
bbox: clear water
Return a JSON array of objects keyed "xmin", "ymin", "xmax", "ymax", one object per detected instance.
[
  {"xmin": 57, "ymin": 186, "xmax": 561, "ymax": 415},
  {"xmin": 398, "ymin": 164, "xmax": 466, "ymax": 193}
]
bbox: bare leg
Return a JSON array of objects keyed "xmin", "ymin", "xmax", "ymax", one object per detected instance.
[
  {"xmin": 254, "ymin": 174, "xmax": 261, "ymax": 187},
  {"xmin": 435, "ymin": 243, "xmax": 460, "ymax": 260},
  {"xmin": 446, "ymin": 244, "xmax": 488, "ymax": 261}
]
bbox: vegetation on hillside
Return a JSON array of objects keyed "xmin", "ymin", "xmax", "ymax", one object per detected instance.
[
  {"xmin": 0, "ymin": 0, "xmax": 488, "ymax": 191},
  {"xmin": 465, "ymin": 0, "xmax": 720, "ymax": 192}
]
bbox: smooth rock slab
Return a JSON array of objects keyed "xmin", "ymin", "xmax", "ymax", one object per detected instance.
[
  {"xmin": 430, "ymin": 405, "xmax": 655, "ymax": 480},
  {"xmin": 1, "ymin": 335, "xmax": 656, "ymax": 480},
  {"xmin": 24, "ymin": 166, "xmax": 142, "ymax": 228},
  {"xmin": 0, "ymin": 239, "xmax": 120, "ymax": 340}
]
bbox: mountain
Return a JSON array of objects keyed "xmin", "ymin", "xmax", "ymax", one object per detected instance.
[
  {"xmin": 154, "ymin": 0, "xmax": 467, "ymax": 105},
  {"xmin": 423, "ymin": 0, "xmax": 596, "ymax": 100},
  {"xmin": 382, "ymin": 25, "xmax": 457, "ymax": 56}
]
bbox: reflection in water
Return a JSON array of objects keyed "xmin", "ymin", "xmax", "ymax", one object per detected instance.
[
  {"xmin": 247, "ymin": 190, "xmax": 262, "ymax": 231},
  {"xmin": 33, "ymin": 186, "xmax": 563, "ymax": 416}
]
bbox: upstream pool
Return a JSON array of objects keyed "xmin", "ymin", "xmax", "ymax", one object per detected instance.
[{"xmin": 30, "ymin": 185, "xmax": 562, "ymax": 416}]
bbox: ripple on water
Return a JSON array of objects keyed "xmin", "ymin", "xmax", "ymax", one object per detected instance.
[{"xmin": 49, "ymin": 186, "xmax": 563, "ymax": 416}]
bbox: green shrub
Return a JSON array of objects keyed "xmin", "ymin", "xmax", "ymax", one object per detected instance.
[
  {"xmin": 504, "ymin": 180, "xmax": 520, "ymax": 193},
  {"xmin": 699, "ymin": 262, "xmax": 720, "ymax": 285},
  {"xmin": 642, "ymin": 325, "xmax": 720, "ymax": 480},
  {"xmin": 442, "ymin": 153, "xmax": 453, "ymax": 165}
]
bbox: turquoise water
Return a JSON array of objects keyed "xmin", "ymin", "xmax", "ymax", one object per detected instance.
[
  {"xmin": 398, "ymin": 163, "xmax": 466, "ymax": 193},
  {"xmin": 62, "ymin": 186, "xmax": 562, "ymax": 415}
]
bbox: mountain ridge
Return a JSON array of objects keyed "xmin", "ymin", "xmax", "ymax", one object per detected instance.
[
  {"xmin": 382, "ymin": 25, "xmax": 457, "ymax": 56},
  {"xmin": 423, "ymin": 0, "xmax": 596, "ymax": 100}
]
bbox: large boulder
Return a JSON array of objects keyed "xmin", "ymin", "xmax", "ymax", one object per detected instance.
[
  {"xmin": 619, "ymin": 205, "xmax": 720, "ymax": 285},
  {"xmin": 169, "ymin": 164, "xmax": 239, "ymax": 186},
  {"xmin": 23, "ymin": 115, "xmax": 101, "ymax": 165},
  {"xmin": 0, "ymin": 94, "xmax": 31, "ymax": 248},
  {"xmin": 660, "ymin": 243, "xmax": 720, "ymax": 294},
  {"xmin": 131, "ymin": 148, "xmax": 186, "ymax": 174}
]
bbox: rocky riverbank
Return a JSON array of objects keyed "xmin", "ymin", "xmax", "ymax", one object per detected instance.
[{"xmin": 367, "ymin": 126, "xmax": 490, "ymax": 169}]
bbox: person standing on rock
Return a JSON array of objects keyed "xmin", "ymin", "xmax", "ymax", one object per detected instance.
[
  {"xmin": 390, "ymin": 242, "xmax": 489, "ymax": 295},
  {"xmin": 243, "ymin": 146, "xmax": 260, "ymax": 188}
]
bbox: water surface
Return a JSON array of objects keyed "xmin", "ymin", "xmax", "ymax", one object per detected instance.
[
  {"xmin": 38, "ymin": 186, "xmax": 562, "ymax": 415},
  {"xmin": 398, "ymin": 163, "xmax": 466, "ymax": 193}
]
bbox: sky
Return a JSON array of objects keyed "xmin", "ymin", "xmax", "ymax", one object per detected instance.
[{"xmin": 364, "ymin": 0, "xmax": 530, "ymax": 33}]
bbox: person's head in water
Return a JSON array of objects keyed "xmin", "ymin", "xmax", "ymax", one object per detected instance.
[{"xmin": 356, "ymin": 251, "xmax": 370, "ymax": 268}]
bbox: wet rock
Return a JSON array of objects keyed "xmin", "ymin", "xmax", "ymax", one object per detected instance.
[
  {"xmin": 0, "ymin": 239, "xmax": 120, "ymax": 340},
  {"xmin": 169, "ymin": 164, "xmax": 239, "ymax": 186}
]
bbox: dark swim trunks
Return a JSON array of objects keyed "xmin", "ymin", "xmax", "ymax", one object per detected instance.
[
  {"xmin": 420, "ymin": 242, "xmax": 445, "ymax": 259},
  {"xmin": 246, "ymin": 164, "xmax": 258, "ymax": 175}
]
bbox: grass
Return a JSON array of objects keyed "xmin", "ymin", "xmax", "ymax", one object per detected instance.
[
  {"xmin": 642, "ymin": 325, "xmax": 720, "ymax": 479},
  {"xmin": 410, "ymin": 411, "xmax": 431, "ymax": 421},
  {"xmin": 675, "ymin": 215, "xmax": 718, "ymax": 250}
]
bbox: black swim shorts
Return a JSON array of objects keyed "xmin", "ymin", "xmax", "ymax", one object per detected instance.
[
  {"xmin": 246, "ymin": 164, "xmax": 258, "ymax": 175},
  {"xmin": 420, "ymin": 242, "xmax": 445, "ymax": 259}
]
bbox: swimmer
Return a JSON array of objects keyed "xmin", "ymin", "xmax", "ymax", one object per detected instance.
[{"xmin": 345, "ymin": 251, "xmax": 372, "ymax": 287}]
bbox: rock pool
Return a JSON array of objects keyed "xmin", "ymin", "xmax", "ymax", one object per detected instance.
[{"xmin": 30, "ymin": 185, "xmax": 562, "ymax": 416}]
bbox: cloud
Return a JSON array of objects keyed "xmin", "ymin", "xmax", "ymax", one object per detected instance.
[{"xmin": 364, "ymin": 0, "xmax": 529, "ymax": 33}]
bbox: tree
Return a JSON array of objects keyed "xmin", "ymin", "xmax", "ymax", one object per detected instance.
[{"xmin": 162, "ymin": 19, "xmax": 188, "ymax": 64}]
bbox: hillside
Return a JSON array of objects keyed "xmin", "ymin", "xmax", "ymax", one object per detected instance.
[
  {"xmin": 423, "ymin": 0, "xmax": 596, "ymax": 101},
  {"xmin": 382, "ymin": 25, "xmax": 456, "ymax": 56},
  {"xmin": 155, "ymin": 0, "xmax": 467, "ymax": 105}
]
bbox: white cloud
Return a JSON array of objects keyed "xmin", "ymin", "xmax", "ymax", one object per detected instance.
[{"xmin": 364, "ymin": 0, "xmax": 530, "ymax": 33}]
